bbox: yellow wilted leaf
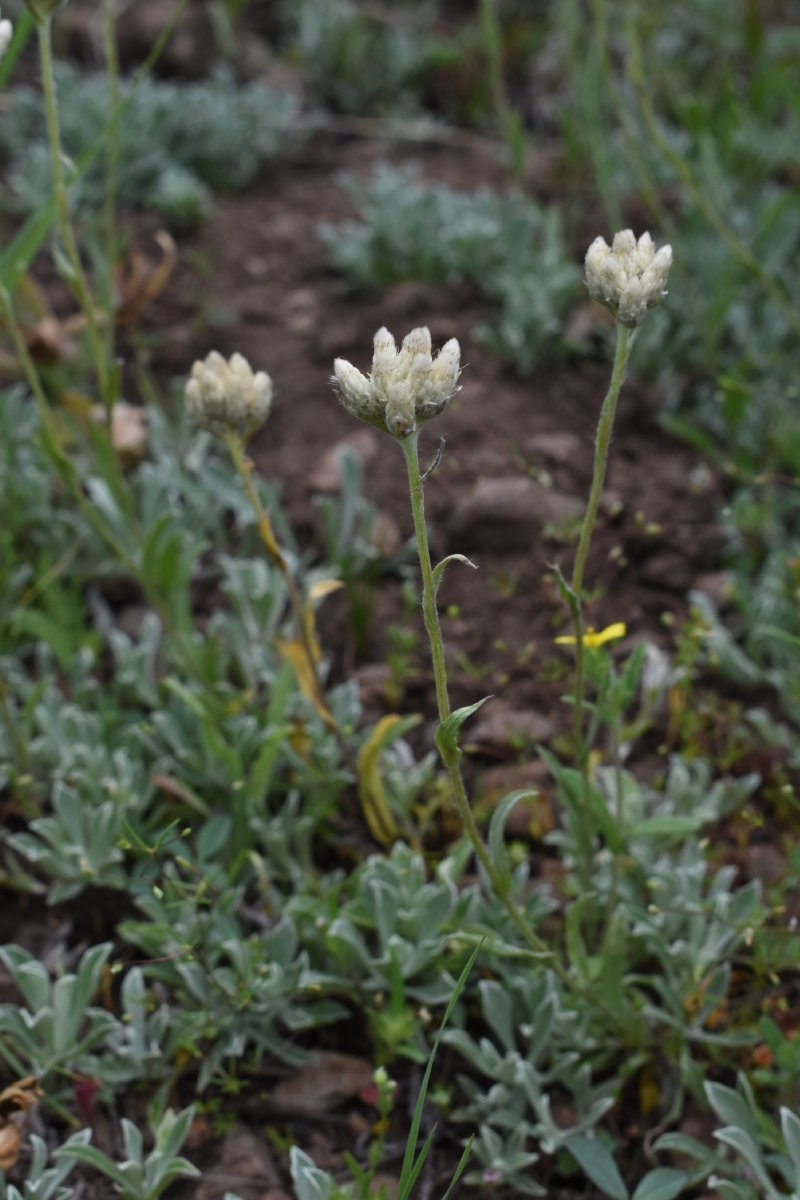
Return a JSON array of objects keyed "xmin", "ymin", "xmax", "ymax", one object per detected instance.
[
  {"xmin": 301, "ymin": 578, "xmax": 344, "ymax": 665},
  {"xmin": 666, "ymin": 682, "xmax": 686, "ymax": 743},
  {"xmin": 258, "ymin": 514, "xmax": 286, "ymax": 566},
  {"xmin": 308, "ymin": 578, "xmax": 344, "ymax": 603},
  {"xmin": 587, "ymin": 749, "xmax": 603, "ymax": 781},
  {"xmin": 276, "ymin": 639, "xmax": 336, "ymax": 731},
  {"xmin": 356, "ymin": 715, "xmax": 418, "ymax": 847},
  {"xmin": 638, "ymin": 1062, "xmax": 661, "ymax": 1116},
  {"xmin": 288, "ymin": 720, "xmax": 312, "ymax": 760},
  {"xmin": 59, "ymin": 388, "xmax": 96, "ymax": 420}
]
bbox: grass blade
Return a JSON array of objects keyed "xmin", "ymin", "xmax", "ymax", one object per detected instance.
[{"xmin": 396, "ymin": 940, "xmax": 481, "ymax": 1200}]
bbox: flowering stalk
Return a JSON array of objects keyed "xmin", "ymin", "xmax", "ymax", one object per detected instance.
[
  {"xmin": 186, "ymin": 351, "xmax": 340, "ymax": 738},
  {"xmin": 223, "ymin": 431, "xmax": 339, "ymax": 736},
  {"xmin": 334, "ymin": 327, "xmax": 554, "ymax": 958},
  {"xmin": 406, "ymin": 438, "xmax": 556, "ymax": 954},
  {"xmin": 333, "ymin": 327, "xmax": 650, "ymax": 1039},
  {"xmin": 569, "ymin": 323, "xmax": 634, "ymax": 775},
  {"xmin": 401, "ymin": 434, "xmax": 520, "ymax": 907},
  {"xmin": 563, "ymin": 229, "xmax": 673, "ymax": 889}
]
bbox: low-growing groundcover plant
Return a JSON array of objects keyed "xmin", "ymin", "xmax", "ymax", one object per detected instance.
[
  {"xmin": 0, "ymin": 1, "xmax": 798, "ymax": 1198},
  {"xmin": 321, "ymin": 164, "xmax": 579, "ymax": 374},
  {"xmin": 0, "ymin": 62, "xmax": 305, "ymax": 228}
]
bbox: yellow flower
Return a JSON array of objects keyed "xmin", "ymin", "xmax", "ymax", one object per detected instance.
[{"xmin": 555, "ymin": 622, "xmax": 627, "ymax": 649}]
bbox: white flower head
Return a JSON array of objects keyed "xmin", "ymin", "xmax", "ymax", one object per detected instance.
[
  {"xmin": 185, "ymin": 350, "xmax": 272, "ymax": 441},
  {"xmin": 0, "ymin": 9, "xmax": 13, "ymax": 62},
  {"xmin": 333, "ymin": 326, "xmax": 461, "ymax": 439},
  {"xmin": 585, "ymin": 229, "xmax": 673, "ymax": 327}
]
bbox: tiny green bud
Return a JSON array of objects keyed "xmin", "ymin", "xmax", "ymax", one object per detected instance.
[
  {"xmin": 373, "ymin": 1066, "xmax": 397, "ymax": 1098},
  {"xmin": 333, "ymin": 325, "xmax": 461, "ymax": 440},
  {"xmin": 185, "ymin": 350, "xmax": 272, "ymax": 442},
  {"xmin": 585, "ymin": 230, "xmax": 672, "ymax": 327}
]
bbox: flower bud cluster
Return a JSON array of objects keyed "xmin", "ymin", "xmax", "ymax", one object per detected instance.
[
  {"xmin": 585, "ymin": 230, "xmax": 672, "ymax": 327},
  {"xmin": 185, "ymin": 351, "xmax": 272, "ymax": 441},
  {"xmin": 0, "ymin": 9, "xmax": 12, "ymax": 61},
  {"xmin": 333, "ymin": 326, "xmax": 461, "ymax": 439}
]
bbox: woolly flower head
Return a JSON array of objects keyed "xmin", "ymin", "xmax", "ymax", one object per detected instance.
[
  {"xmin": 332, "ymin": 326, "xmax": 461, "ymax": 439},
  {"xmin": 185, "ymin": 351, "xmax": 272, "ymax": 441},
  {"xmin": 585, "ymin": 230, "xmax": 672, "ymax": 328},
  {"xmin": 0, "ymin": 9, "xmax": 12, "ymax": 61}
]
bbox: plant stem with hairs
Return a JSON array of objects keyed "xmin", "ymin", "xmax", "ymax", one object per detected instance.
[
  {"xmin": 401, "ymin": 430, "xmax": 554, "ymax": 961},
  {"xmin": 223, "ymin": 431, "xmax": 342, "ymax": 742},
  {"xmin": 565, "ymin": 323, "xmax": 634, "ymax": 887},
  {"xmin": 563, "ymin": 228, "xmax": 672, "ymax": 890}
]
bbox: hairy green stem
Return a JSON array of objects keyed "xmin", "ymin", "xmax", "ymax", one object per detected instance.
[
  {"xmin": 401, "ymin": 433, "xmax": 648, "ymax": 1044},
  {"xmin": 571, "ymin": 324, "xmax": 634, "ymax": 604},
  {"xmin": 401, "ymin": 432, "xmax": 554, "ymax": 959},
  {"xmin": 567, "ymin": 322, "xmax": 633, "ymax": 889},
  {"xmin": 401, "ymin": 435, "xmax": 450, "ymax": 726},
  {"xmin": 570, "ymin": 323, "xmax": 634, "ymax": 728},
  {"xmin": 224, "ymin": 432, "xmax": 344, "ymax": 745}
]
